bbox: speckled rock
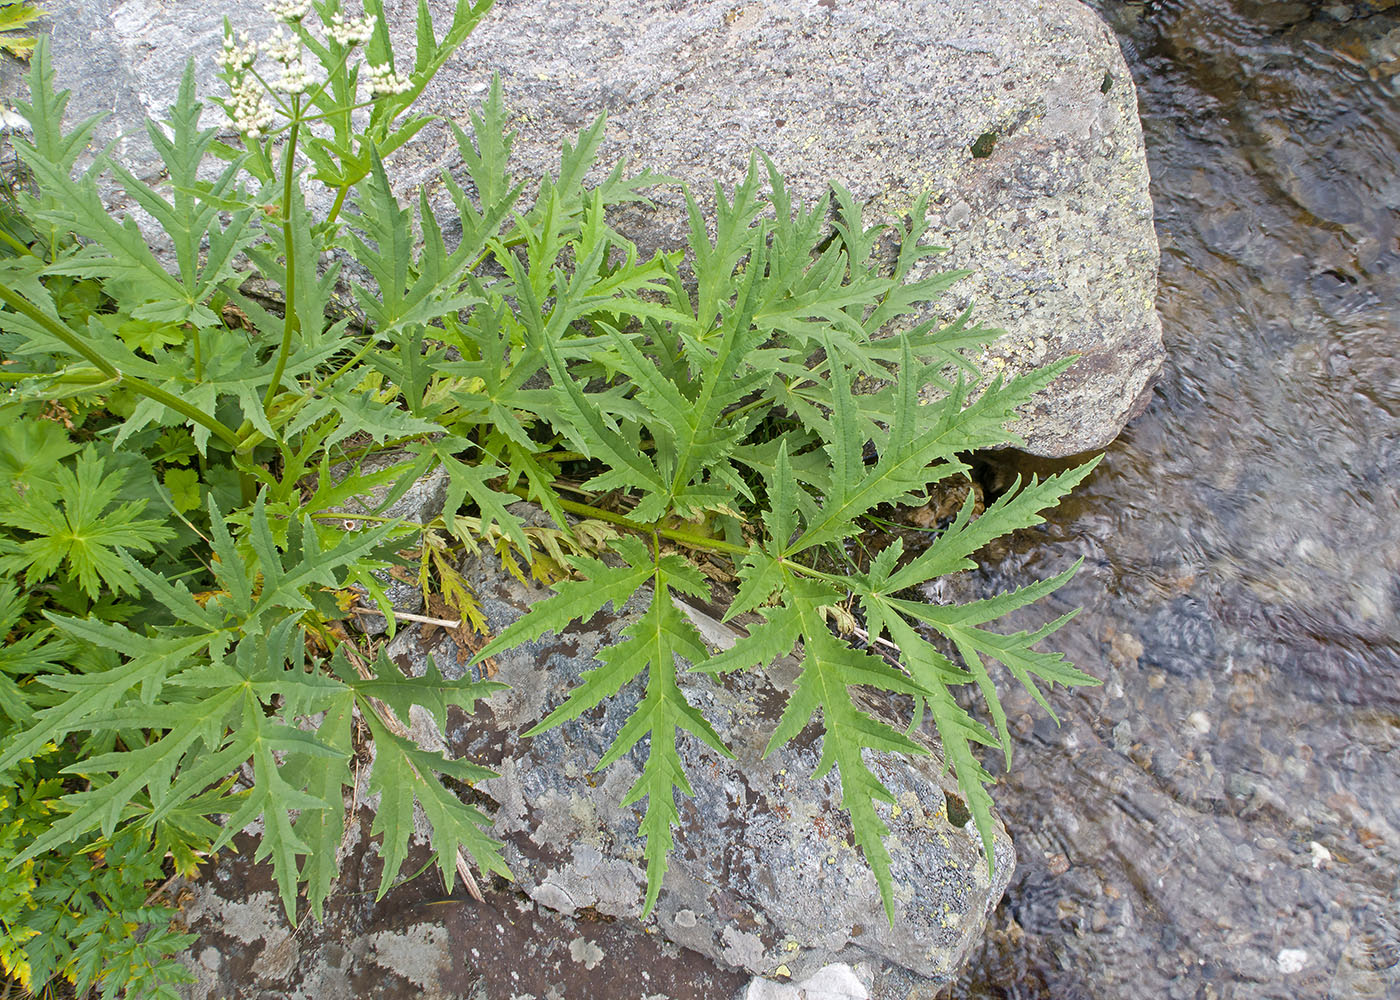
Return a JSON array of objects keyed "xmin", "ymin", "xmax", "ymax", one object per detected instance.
[
  {"xmin": 383, "ymin": 542, "xmax": 1015, "ymax": 988},
  {"xmin": 12, "ymin": 0, "xmax": 1161, "ymax": 457},
  {"xmin": 174, "ymin": 829, "xmax": 753, "ymax": 999}
]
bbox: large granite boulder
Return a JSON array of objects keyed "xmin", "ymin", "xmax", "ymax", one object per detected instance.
[
  {"xmin": 382, "ymin": 544, "xmax": 1016, "ymax": 990},
  {"xmin": 9, "ymin": 0, "xmax": 1161, "ymax": 457}
]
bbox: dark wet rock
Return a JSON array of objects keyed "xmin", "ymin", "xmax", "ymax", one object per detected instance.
[
  {"xmin": 11, "ymin": 0, "xmax": 1163, "ymax": 457},
  {"xmin": 382, "ymin": 548, "xmax": 1015, "ymax": 990},
  {"xmin": 176, "ymin": 829, "xmax": 752, "ymax": 1000}
]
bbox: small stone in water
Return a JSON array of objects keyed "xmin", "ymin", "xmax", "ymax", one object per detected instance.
[
  {"xmin": 1309, "ymin": 841, "xmax": 1331, "ymax": 868},
  {"xmin": 1185, "ymin": 710, "xmax": 1212, "ymax": 736},
  {"xmin": 1277, "ymin": 949, "xmax": 1309, "ymax": 974}
]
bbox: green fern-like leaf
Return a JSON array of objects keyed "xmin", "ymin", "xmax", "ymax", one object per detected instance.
[
  {"xmin": 360, "ymin": 710, "xmax": 511, "ymax": 900},
  {"xmin": 760, "ymin": 576, "xmax": 931, "ymax": 921},
  {"xmin": 472, "ymin": 148, "xmax": 1101, "ymax": 919},
  {"xmin": 516, "ymin": 536, "xmax": 733, "ymax": 917}
]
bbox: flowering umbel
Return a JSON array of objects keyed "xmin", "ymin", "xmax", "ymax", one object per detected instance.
[
  {"xmin": 328, "ymin": 12, "xmax": 375, "ymax": 47},
  {"xmin": 366, "ymin": 61, "xmax": 412, "ymax": 97},
  {"xmin": 216, "ymin": 4, "xmax": 392, "ymax": 140},
  {"xmin": 226, "ymin": 75, "xmax": 277, "ymax": 138},
  {"xmin": 264, "ymin": 0, "xmax": 313, "ymax": 23}
]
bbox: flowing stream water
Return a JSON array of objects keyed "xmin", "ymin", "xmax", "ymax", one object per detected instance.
[{"xmin": 948, "ymin": 1, "xmax": 1400, "ymax": 997}]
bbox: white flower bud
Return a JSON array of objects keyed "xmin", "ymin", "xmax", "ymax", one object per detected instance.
[
  {"xmin": 365, "ymin": 60, "xmax": 412, "ymax": 97},
  {"xmin": 328, "ymin": 13, "xmax": 374, "ymax": 47},
  {"xmin": 262, "ymin": 26, "xmax": 302, "ymax": 66},
  {"xmin": 217, "ymin": 30, "xmax": 257, "ymax": 73},
  {"xmin": 264, "ymin": 0, "xmax": 313, "ymax": 23},
  {"xmin": 273, "ymin": 61, "xmax": 316, "ymax": 96},
  {"xmin": 228, "ymin": 77, "xmax": 278, "ymax": 137}
]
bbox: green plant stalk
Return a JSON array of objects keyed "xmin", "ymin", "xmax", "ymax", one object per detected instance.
[
  {"xmin": 230, "ymin": 331, "xmax": 377, "ymax": 452},
  {"xmin": 0, "ymin": 226, "xmax": 37, "ymax": 257},
  {"xmin": 311, "ymin": 330, "xmax": 383, "ymax": 396},
  {"xmin": 0, "ymin": 369, "xmax": 109, "ymax": 383},
  {"xmin": 0, "ymin": 282, "xmax": 241, "ymax": 447},
  {"xmin": 190, "ymin": 322, "xmax": 203, "ymax": 380},
  {"xmin": 502, "ymin": 482, "xmax": 749, "ymax": 557},
  {"xmin": 325, "ymin": 184, "xmax": 350, "ymax": 227},
  {"xmin": 260, "ymin": 99, "xmax": 304, "ymax": 417},
  {"xmin": 504, "ymin": 484, "xmax": 851, "ymax": 592}
]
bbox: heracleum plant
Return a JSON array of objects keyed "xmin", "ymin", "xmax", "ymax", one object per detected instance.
[{"xmin": 0, "ymin": 0, "xmax": 1098, "ymax": 993}]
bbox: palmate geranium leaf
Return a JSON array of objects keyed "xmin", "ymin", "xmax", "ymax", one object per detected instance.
[
  {"xmin": 0, "ymin": 405, "xmax": 81, "ymax": 485},
  {"xmin": 0, "ymin": 448, "xmax": 173, "ymax": 599},
  {"xmin": 0, "ymin": 581, "xmax": 67, "ymax": 725}
]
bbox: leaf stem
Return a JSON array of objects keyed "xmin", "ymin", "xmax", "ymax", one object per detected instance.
[
  {"xmin": 0, "ymin": 283, "xmax": 241, "ymax": 447},
  {"xmin": 0, "ymin": 368, "xmax": 109, "ymax": 383},
  {"xmin": 326, "ymin": 184, "xmax": 350, "ymax": 227},
  {"xmin": 0, "ymin": 227, "xmax": 37, "ymax": 257},
  {"xmin": 260, "ymin": 100, "xmax": 304, "ymax": 417},
  {"xmin": 189, "ymin": 322, "xmax": 203, "ymax": 380},
  {"xmin": 312, "ymin": 331, "xmax": 381, "ymax": 396},
  {"xmin": 502, "ymin": 483, "xmax": 750, "ymax": 557}
]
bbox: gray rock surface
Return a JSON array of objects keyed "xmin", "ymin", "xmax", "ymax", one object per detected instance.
[
  {"xmin": 9, "ymin": 0, "xmax": 1161, "ymax": 457},
  {"xmin": 383, "ymin": 538, "xmax": 1015, "ymax": 988}
]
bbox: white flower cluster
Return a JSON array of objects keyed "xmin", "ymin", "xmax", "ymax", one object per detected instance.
[
  {"xmin": 263, "ymin": 26, "xmax": 301, "ymax": 65},
  {"xmin": 365, "ymin": 61, "xmax": 412, "ymax": 97},
  {"xmin": 328, "ymin": 12, "xmax": 374, "ymax": 47},
  {"xmin": 264, "ymin": 0, "xmax": 313, "ymax": 23},
  {"xmin": 217, "ymin": 30, "xmax": 257, "ymax": 73},
  {"xmin": 218, "ymin": 5, "xmax": 399, "ymax": 136},
  {"xmin": 227, "ymin": 77, "xmax": 278, "ymax": 138},
  {"xmin": 274, "ymin": 61, "xmax": 315, "ymax": 96}
]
